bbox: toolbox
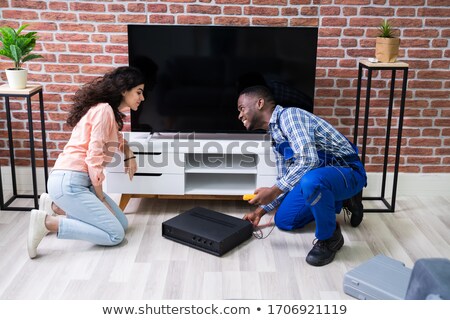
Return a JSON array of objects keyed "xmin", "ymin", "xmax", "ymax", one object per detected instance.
[{"xmin": 343, "ymin": 254, "xmax": 412, "ymax": 300}]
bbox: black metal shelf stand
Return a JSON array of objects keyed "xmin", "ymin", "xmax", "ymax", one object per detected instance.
[
  {"xmin": 0, "ymin": 84, "xmax": 48, "ymax": 210},
  {"xmin": 353, "ymin": 60, "xmax": 409, "ymax": 212}
]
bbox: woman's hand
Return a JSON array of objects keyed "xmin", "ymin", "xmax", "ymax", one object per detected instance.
[
  {"xmin": 101, "ymin": 197, "xmax": 117, "ymax": 216},
  {"xmin": 94, "ymin": 186, "xmax": 116, "ymax": 216},
  {"xmin": 123, "ymin": 141, "xmax": 137, "ymax": 180},
  {"xmin": 124, "ymin": 156, "xmax": 137, "ymax": 181}
]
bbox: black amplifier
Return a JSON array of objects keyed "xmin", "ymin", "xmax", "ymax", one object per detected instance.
[{"xmin": 162, "ymin": 207, "xmax": 253, "ymax": 256}]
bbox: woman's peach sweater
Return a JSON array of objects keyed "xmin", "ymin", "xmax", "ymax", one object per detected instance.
[{"xmin": 53, "ymin": 103, "xmax": 123, "ymax": 186}]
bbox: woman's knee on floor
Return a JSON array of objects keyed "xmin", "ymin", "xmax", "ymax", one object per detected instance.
[{"xmin": 108, "ymin": 226, "xmax": 126, "ymax": 246}]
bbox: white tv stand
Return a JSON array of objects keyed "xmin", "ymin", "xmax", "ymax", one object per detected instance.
[{"xmin": 105, "ymin": 132, "xmax": 277, "ymax": 210}]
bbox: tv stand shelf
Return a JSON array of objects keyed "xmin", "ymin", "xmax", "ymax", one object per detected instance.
[
  {"xmin": 105, "ymin": 133, "xmax": 277, "ymax": 210},
  {"xmin": 185, "ymin": 173, "xmax": 256, "ymax": 195},
  {"xmin": 185, "ymin": 153, "xmax": 258, "ymax": 174}
]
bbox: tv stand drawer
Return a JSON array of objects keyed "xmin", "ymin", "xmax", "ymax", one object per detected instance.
[
  {"xmin": 106, "ymin": 152, "xmax": 184, "ymax": 174},
  {"xmin": 105, "ymin": 172, "xmax": 184, "ymax": 194}
]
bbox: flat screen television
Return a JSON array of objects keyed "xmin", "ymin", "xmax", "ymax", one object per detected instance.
[{"xmin": 128, "ymin": 25, "xmax": 318, "ymax": 134}]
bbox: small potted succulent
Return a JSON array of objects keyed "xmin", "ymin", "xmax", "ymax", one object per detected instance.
[
  {"xmin": 0, "ymin": 24, "xmax": 43, "ymax": 89},
  {"xmin": 375, "ymin": 19, "xmax": 400, "ymax": 63}
]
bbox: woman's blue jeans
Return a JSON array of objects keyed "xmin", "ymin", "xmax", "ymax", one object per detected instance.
[
  {"xmin": 47, "ymin": 170, "xmax": 128, "ymax": 246},
  {"xmin": 274, "ymin": 161, "xmax": 367, "ymax": 240}
]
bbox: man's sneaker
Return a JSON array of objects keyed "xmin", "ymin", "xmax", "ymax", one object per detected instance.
[
  {"xmin": 27, "ymin": 209, "xmax": 49, "ymax": 259},
  {"xmin": 343, "ymin": 191, "xmax": 364, "ymax": 227},
  {"xmin": 306, "ymin": 223, "xmax": 344, "ymax": 267},
  {"xmin": 39, "ymin": 192, "xmax": 57, "ymax": 216}
]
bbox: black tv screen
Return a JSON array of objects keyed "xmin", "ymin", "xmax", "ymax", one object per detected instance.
[{"xmin": 128, "ymin": 25, "xmax": 318, "ymax": 133}]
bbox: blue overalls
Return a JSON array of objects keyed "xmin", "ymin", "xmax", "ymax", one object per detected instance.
[{"xmin": 272, "ymin": 121, "xmax": 367, "ymax": 240}]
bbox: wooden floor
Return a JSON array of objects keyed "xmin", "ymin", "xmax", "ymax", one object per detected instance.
[{"xmin": 0, "ymin": 195, "xmax": 449, "ymax": 300}]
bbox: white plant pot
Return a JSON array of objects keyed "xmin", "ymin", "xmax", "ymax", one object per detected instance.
[{"xmin": 5, "ymin": 68, "xmax": 28, "ymax": 89}]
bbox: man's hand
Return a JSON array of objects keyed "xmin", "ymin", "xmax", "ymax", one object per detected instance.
[
  {"xmin": 243, "ymin": 207, "xmax": 266, "ymax": 227},
  {"xmin": 248, "ymin": 185, "xmax": 283, "ymax": 206}
]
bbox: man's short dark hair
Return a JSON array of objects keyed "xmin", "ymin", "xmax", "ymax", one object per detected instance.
[{"xmin": 239, "ymin": 85, "xmax": 275, "ymax": 105}]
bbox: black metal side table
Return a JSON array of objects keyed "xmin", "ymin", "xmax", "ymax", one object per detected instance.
[
  {"xmin": 0, "ymin": 84, "xmax": 48, "ymax": 210},
  {"xmin": 353, "ymin": 60, "xmax": 409, "ymax": 212}
]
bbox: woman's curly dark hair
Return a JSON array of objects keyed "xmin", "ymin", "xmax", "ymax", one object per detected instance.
[{"xmin": 67, "ymin": 66, "xmax": 146, "ymax": 130}]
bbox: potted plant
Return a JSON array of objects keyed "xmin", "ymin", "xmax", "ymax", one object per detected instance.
[
  {"xmin": 375, "ymin": 19, "xmax": 400, "ymax": 63},
  {"xmin": 0, "ymin": 24, "xmax": 43, "ymax": 89}
]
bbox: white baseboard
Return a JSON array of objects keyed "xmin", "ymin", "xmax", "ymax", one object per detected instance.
[
  {"xmin": 365, "ymin": 172, "xmax": 450, "ymax": 197},
  {"xmin": 2, "ymin": 167, "xmax": 449, "ymax": 197},
  {"xmin": 1, "ymin": 166, "xmax": 48, "ymax": 195}
]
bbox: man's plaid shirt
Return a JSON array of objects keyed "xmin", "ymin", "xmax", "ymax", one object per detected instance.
[{"xmin": 261, "ymin": 105, "xmax": 357, "ymax": 213}]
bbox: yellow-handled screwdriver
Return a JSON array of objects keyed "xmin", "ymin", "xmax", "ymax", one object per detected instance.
[{"xmin": 243, "ymin": 194, "xmax": 255, "ymax": 201}]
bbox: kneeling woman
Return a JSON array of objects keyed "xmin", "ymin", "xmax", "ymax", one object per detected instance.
[{"xmin": 28, "ymin": 66, "xmax": 149, "ymax": 258}]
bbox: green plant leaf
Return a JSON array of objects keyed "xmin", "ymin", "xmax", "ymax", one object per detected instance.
[
  {"xmin": 0, "ymin": 45, "xmax": 12, "ymax": 56},
  {"xmin": 0, "ymin": 48, "xmax": 13, "ymax": 60},
  {"xmin": 9, "ymin": 45, "xmax": 21, "ymax": 62},
  {"xmin": 0, "ymin": 24, "xmax": 39, "ymax": 68},
  {"xmin": 25, "ymin": 31, "xmax": 38, "ymax": 38},
  {"xmin": 22, "ymin": 53, "xmax": 43, "ymax": 63},
  {"xmin": 0, "ymin": 27, "xmax": 16, "ymax": 48},
  {"xmin": 16, "ymin": 24, "xmax": 29, "ymax": 35},
  {"xmin": 17, "ymin": 37, "xmax": 33, "ymax": 54},
  {"xmin": 377, "ymin": 19, "xmax": 394, "ymax": 38}
]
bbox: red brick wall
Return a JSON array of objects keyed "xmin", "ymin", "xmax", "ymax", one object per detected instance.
[{"xmin": 0, "ymin": 0, "xmax": 449, "ymax": 173}]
